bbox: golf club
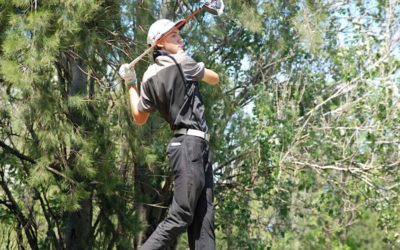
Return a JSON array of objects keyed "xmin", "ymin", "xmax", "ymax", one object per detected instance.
[{"xmin": 127, "ymin": 0, "xmax": 224, "ymax": 69}]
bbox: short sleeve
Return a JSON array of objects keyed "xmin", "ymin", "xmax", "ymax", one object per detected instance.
[
  {"xmin": 180, "ymin": 53, "xmax": 205, "ymax": 82},
  {"xmin": 138, "ymin": 80, "xmax": 157, "ymax": 113}
]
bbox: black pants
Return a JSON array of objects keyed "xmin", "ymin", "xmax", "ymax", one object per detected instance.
[{"xmin": 140, "ymin": 135, "xmax": 215, "ymax": 250}]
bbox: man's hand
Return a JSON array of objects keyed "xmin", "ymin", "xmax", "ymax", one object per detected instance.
[{"xmin": 119, "ymin": 64, "xmax": 137, "ymax": 86}]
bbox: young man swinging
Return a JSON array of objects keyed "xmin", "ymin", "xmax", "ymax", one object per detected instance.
[{"xmin": 119, "ymin": 19, "xmax": 219, "ymax": 250}]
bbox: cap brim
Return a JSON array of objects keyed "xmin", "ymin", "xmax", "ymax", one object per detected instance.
[
  {"xmin": 174, "ymin": 19, "xmax": 186, "ymax": 30},
  {"xmin": 151, "ymin": 20, "xmax": 186, "ymax": 45}
]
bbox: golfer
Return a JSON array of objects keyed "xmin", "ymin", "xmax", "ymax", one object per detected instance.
[{"xmin": 119, "ymin": 19, "xmax": 219, "ymax": 250}]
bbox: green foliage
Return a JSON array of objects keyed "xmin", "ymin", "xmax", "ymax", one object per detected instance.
[{"xmin": 1, "ymin": 0, "xmax": 400, "ymax": 249}]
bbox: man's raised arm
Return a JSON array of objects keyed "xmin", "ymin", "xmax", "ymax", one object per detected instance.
[{"xmin": 202, "ymin": 68, "xmax": 219, "ymax": 85}]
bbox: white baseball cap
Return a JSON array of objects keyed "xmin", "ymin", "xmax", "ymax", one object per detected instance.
[{"xmin": 147, "ymin": 19, "xmax": 185, "ymax": 45}]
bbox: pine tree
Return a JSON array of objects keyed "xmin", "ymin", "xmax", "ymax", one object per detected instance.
[
  {"xmin": 1, "ymin": 0, "xmax": 399, "ymax": 249},
  {"xmin": 0, "ymin": 0, "xmax": 137, "ymax": 248}
]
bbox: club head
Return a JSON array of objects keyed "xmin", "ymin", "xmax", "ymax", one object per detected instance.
[{"xmin": 203, "ymin": 0, "xmax": 224, "ymax": 16}]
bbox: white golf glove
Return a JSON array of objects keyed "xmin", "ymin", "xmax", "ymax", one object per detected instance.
[{"xmin": 118, "ymin": 64, "xmax": 137, "ymax": 86}]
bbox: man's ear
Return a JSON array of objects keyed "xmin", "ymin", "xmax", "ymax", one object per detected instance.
[{"xmin": 156, "ymin": 42, "xmax": 164, "ymax": 48}]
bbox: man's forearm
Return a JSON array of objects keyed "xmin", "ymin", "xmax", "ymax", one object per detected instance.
[
  {"xmin": 128, "ymin": 86, "xmax": 149, "ymax": 125},
  {"xmin": 203, "ymin": 68, "xmax": 219, "ymax": 85}
]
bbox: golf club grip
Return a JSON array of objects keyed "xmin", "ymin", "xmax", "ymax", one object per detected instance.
[{"xmin": 127, "ymin": 7, "xmax": 204, "ymax": 69}]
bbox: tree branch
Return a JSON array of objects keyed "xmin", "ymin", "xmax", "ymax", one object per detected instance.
[
  {"xmin": 214, "ymin": 151, "xmax": 253, "ymax": 173},
  {"xmin": 0, "ymin": 141, "xmax": 36, "ymax": 164},
  {"xmin": 0, "ymin": 170, "xmax": 39, "ymax": 249}
]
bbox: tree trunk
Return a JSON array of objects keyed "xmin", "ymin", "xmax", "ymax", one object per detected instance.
[
  {"xmin": 62, "ymin": 55, "xmax": 93, "ymax": 250},
  {"xmin": 65, "ymin": 198, "xmax": 92, "ymax": 250}
]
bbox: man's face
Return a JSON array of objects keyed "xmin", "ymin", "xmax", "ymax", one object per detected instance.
[{"xmin": 157, "ymin": 28, "xmax": 183, "ymax": 54}]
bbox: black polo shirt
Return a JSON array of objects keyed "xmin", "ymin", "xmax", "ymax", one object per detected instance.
[{"xmin": 137, "ymin": 50, "xmax": 208, "ymax": 132}]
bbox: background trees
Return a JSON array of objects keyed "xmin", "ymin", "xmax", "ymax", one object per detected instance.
[{"xmin": 0, "ymin": 0, "xmax": 399, "ymax": 249}]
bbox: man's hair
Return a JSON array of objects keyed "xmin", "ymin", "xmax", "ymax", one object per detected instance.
[{"xmin": 152, "ymin": 46, "xmax": 165, "ymax": 61}]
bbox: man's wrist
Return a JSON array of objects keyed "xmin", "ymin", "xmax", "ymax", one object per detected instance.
[{"xmin": 127, "ymin": 78, "xmax": 138, "ymax": 87}]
